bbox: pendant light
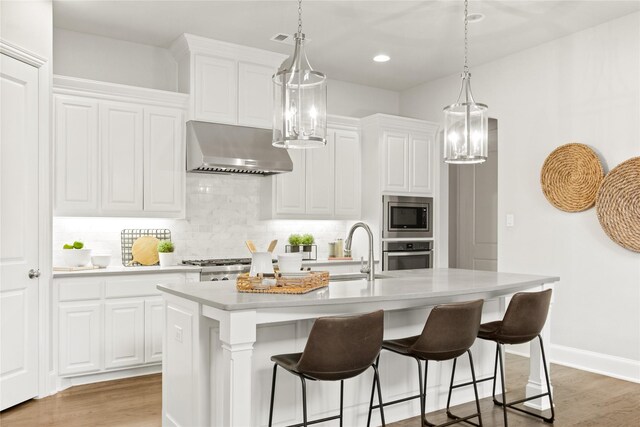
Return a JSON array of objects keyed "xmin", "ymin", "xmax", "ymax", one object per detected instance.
[
  {"xmin": 272, "ymin": 0, "xmax": 327, "ymax": 149},
  {"xmin": 443, "ymin": 0, "xmax": 488, "ymax": 164}
]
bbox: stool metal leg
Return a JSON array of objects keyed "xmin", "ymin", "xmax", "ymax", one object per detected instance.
[
  {"xmin": 367, "ymin": 356, "xmax": 381, "ymax": 427},
  {"xmin": 300, "ymin": 376, "xmax": 308, "ymax": 427},
  {"xmin": 339, "ymin": 380, "xmax": 344, "ymax": 427},
  {"xmin": 445, "ymin": 352, "xmax": 483, "ymax": 427},
  {"xmin": 268, "ymin": 364, "xmax": 278, "ymax": 427},
  {"xmin": 372, "ymin": 363, "xmax": 386, "ymax": 426},
  {"xmin": 496, "ymin": 343, "xmax": 509, "ymax": 426},
  {"xmin": 468, "ymin": 350, "xmax": 483, "ymax": 427}
]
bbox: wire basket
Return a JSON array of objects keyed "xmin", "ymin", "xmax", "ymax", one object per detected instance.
[{"xmin": 121, "ymin": 229, "xmax": 171, "ymax": 266}]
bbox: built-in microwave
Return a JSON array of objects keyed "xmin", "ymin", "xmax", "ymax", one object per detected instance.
[{"xmin": 382, "ymin": 195, "xmax": 433, "ymax": 238}]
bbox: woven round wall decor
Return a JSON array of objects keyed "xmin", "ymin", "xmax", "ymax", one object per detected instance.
[
  {"xmin": 540, "ymin": 143, "xmax": 604, "ymax": 212},
  {"xmin": 596, "ymin": 157, "xmax": 640, "ymax": 253}
]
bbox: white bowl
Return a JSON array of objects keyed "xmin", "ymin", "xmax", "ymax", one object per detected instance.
[
  {"xmin": 91, "ymin": 254, "xmax": 111, "ymax": 268},
  {"xmin": 278, "ymin": 253, "xmax": 303, "ymax": 273},
  {"xmin": 62, "ymin": 249, "xmax": 92, "ymax": 267}
]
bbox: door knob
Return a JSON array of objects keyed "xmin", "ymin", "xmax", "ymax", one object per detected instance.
[{"xmin": 28, "ymin": 269, "xmax": 40, "ymax": 279}]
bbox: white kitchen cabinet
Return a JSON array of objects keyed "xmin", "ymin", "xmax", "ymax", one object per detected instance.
[
  {"xmin": 100, "ymin": 102, "xmax": 144, "ymax": 213},
  {"xmin": 263, "ymin": 116, "xmax": 361, "ymax": 219},
  {"xmin": 54, "ymin": 96, "xmax": 99, "ymax": 214},
  {"xmin": 53, "ymin": 76, "xmax": 188, "ymax": 217},
  {"xmin": 144, "ymin": 299, "xmax": 164, "ymax": 364},
  {"xmin": 104, "ymin": 300, "xmax": 145, "ymax": 369},
  {"xmin": 144, "ymin": 107, "xmax": 184, "ymax": 213},
  {"xmin": 58, "ymin": 301, "xmax": 102, "ymax": 375},
  {"xmin": 334, "ymin": 129, "xmax": 362, "ymax": 218},
  {"xmin": 238, "ymin": 62, "xmax": 274, "ymax": 128},
  {"xmin": 170, "ymin": 34, "xmax": 286, "ymax": 129},
  {"xmin": 363, "ymin": 115, "xmax": 438, "ymax": 197},
  {"xmin": 194, "ymin": 55, "xmax": 237, "ymax": 124},
  {"xmin": 305, "ymin": 134, "xmax": 335, "ymax": 215}
]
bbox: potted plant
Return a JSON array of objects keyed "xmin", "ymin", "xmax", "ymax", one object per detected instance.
[
  {"xmin": 301, "ymin": 234, "xmax": 315, "ymax": 252},
  {"xmin": 288, "ymin": 234, "xmax": 302, "ymax": 252},
  {"xmin": 157, "ymin": 240, "xmax": 175, "ymax": 267}
]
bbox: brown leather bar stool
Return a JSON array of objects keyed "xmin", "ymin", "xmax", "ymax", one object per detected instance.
[
  {"xmin": 448, "ymin": 289, "xmax": 554, "ymax": 426},
  {"xmin": 368, "ymin": 300, "xmax": 484, "ymax": 427},
  {"xmin": 268, "ymin": 310, "xmax": 386, "ymax": 427}
]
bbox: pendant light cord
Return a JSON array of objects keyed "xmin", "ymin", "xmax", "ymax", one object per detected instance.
[
  {"xmin": 298, "ymin": 0, "xmax": 303, "ymax": 35},
  {"xmin": 464, "ymin": 0, "xmax": 469, "ymax": 72}
]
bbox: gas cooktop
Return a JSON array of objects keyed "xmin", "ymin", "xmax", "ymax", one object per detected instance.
[{"xmin": 182, "ymin": 258, "xmax": 253, "ymax": 267}]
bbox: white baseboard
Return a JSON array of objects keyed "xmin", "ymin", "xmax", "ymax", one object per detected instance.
[
  {"xmin": 56, "ymin": 364, "xmax": 162, "ymax": 392},
  {"xmin": 506, "ymin": 344, "xmax": 640, "ymax": 384}
]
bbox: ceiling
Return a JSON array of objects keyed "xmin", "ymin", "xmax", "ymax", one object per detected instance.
[{"xmin": 53, "ymin": 1, "xmax": 640, "ymax": 91}]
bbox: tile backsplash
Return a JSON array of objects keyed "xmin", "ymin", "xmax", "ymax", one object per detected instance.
[{"xmin": 53, "ymin": 174, "xmax": 357, "ymax": 266}]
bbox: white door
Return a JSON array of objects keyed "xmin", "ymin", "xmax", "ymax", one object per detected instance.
[
  {"xmin": 334, "ymin": 129, "xmax": 361, "ymax": 218},
  {"xmin": 58, "ymin": 302, "xmax": 103, "ymax": 375},
  {"xmin": 194, "ymin": 55, "xmax": 237, "ymax": 124},
  {"xmin": 144, "ymin": 107, "xmax": 183, "ymax": 213},
  {"xmin": 105, "ymin": 300, "xmax": 144, "ymax": 369},
  {"xmin": 305, "ymin": 132, "xmax": 335, "ymax": 216},
  {"xmin": 382, "ymin": 131, "xmax": 409, "ymax": 193},
  {"xmin": 238, "ymin": 62, "xmax": 274, "ymax": 128},
  {"xmin": 454, "ymin": 122, "xmax": 498, "ymax": 271},
  {"xmin": 53, "ymin": 95, "xmax": 99, "ymax": 215},
  {"xmin": 100, "ymin": 102, "xmax": 144, "ymax": 213},
  {"xmin": 0, "ymin": 54, "xmax": 40, "ymax": 411},
  {"xmin": 409, "ymin": 132, "xmax": 433, "ymax": 195}
]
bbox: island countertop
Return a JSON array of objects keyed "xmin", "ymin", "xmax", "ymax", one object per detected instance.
[{"xmin": 157, "ymin": 268, "xmax": 559, "ymax": 311}]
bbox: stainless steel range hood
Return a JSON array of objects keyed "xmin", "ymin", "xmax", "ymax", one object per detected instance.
[{"xmin": 186, "ymin": 121, "xmax": 293, "ymax": 175}]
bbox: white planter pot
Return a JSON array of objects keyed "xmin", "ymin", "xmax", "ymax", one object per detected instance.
[{"xmin": 158, "ymin": 252, "xmax": 174, "ymax": 267}]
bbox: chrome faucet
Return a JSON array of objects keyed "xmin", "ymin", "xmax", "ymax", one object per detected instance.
[{"xmin": 344, "ymin": 222, "xmax": 375, "ymax": 281}]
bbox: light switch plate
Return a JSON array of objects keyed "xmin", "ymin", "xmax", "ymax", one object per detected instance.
[
  {"xmin": 175, "ymin": 325, "xmax": 183, "ymax": 343},
  {"xmin": 506, "ymin": 214, "xmax": 515, "ymax": 227}
]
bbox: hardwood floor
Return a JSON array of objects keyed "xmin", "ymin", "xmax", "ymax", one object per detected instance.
[{"xmin": 1, "ymin": 355, "xmax": 638, "ymax": 426}]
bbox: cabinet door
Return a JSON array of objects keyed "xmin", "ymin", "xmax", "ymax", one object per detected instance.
[
  {"xmin": 238, "ymin": 62, "xmax": 274, "ymax": 129},
  {"xmin": 305, "ymin": 134, "xmax": 335, "ymax": 216},
  {"xmin": 144, "ymin": 107, "xmax": 184, "ymax": 214},
  {"xmin": 100, "ymin": 102, "xmax": 144, "ymax": 213},
  {"xmin": 145, "ymin": 299, "xmax": 164, "ymax": 364},
  {"xmin": 59, "ymin": 301, "xmax": 102, "ymax": 375},
  {"xmin": 105, "ymin": 300, "xmax": 144, "ymax": 369},
  {"xmin": 194, "ymin": 55, "xmax": 237, "ymax": 124},
  {"xmin": 275, "ymin": 149, "xmax": 306, "ymax": 214},
  {"xmin": 382, "ymin": 131, "xmax": 410, "ymax": 193},
  {"xmin": 409, "ymin": 132, "xmax": 433, "ymax": 195},
  {"xmin": 334, "ymin": 129, "xmax": 361, "ymax": 218},
  {"xmin": 54, "ymin": 96, "xmax": 99, "ymax": 214}
]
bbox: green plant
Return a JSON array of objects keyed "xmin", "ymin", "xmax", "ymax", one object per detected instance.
[
  {"xmin": 63, "ymin": 241, "xmax": 84, "ymax": 250},
  {"xmin": 288, "ymin": 234, "xmax": 302, "ymax": 246},
  {"xmin": 157, "ymin": 240, "xmax": 175, "ymax": 253},
  {"xmin": 301, "ymin": 234, "xmax": 315, "ymax": 245}
]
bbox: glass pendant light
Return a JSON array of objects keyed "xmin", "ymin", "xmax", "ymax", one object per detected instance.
[
  {"xmin": 443, "ymin": 0, "xmax": 488, "ymax": 164},
  {"xmin": 272, "ymin": 0, "xmax": 327, "ymax": 149}
]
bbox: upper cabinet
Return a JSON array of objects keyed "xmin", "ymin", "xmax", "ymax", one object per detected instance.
[
  {"xmin": 53, "ymin": 76, "xmax": 188, "ymax": 217},
  {"xmin": 262, "ymin": 116, "xmax": 361, "ymax": 220},
  {"xmin": 362, "ymin": 114, "xmax": 438, "ymax": 197},
  {"xmin": 171, "ymin": 34, "xmax": 286, "ymax": 129}
]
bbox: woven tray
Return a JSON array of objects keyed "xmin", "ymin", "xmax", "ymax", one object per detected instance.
[
  {"xmin": 236, "ymin": 271, "xmax": 330, "ymax": 294},
  {"xmin": 541, "ymin": 143, "xmax": 604, "ymax": 212},
  {"xmin": 596, "ymin": 157, "xmax": 640, "ymax": 253}
]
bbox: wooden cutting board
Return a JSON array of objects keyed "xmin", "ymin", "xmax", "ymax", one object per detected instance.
[{"xmin": 131, "ymin": 236, "xmax": 160, "ymax": 266}]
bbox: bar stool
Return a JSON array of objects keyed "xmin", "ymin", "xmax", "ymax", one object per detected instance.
[
  {"xmin": 368, "ymin": 300, "xmax": 484, "ymax": 427},
  {"xmin": 268, "ymin": 310, "xmax": 386, "ymax": 427},
  {"xmin": 448, "ymin": 289, "xmax": 554, "ymax": 426}
]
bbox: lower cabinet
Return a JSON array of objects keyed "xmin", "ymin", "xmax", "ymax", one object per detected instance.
[{"xmin": 55, "ymin": 272, "xmax": 187, "ymax": 378}]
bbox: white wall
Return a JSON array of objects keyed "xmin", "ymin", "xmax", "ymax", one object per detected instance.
[
  {"xmin": 53, "ymin": 28, "xmax": 177, "ymax": 91},
  {"xmin": 401, "ymin": 12, "xmax": 640, "ymax": 381},
  {"xmin": 52, "ymin": 28, "xmax": 400, "ymax": 116},
  {"xmin": 1, "ymin": 0, "xmax": 53, "ymax": 58}
]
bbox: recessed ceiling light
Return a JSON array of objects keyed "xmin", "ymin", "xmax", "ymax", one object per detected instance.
[
  {"xmin": 467, "ymin": 12, "xmax": 485, "ymax": 23},
  {"xmin": 373, "ymin": 54, "xmax": 390, "ymax": 63}
]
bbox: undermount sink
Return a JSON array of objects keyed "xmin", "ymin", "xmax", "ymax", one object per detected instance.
[{"xmin": 330, "ymin": 273, "xmax": 393, "ymax": 282}]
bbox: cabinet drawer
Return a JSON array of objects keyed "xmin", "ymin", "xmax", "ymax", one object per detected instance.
[
  {"xmin": 105, "ymin": 274, "xmax": 186, "ymax": 298},
  {"xmin": 58, "ymin": 279, "xmax": 102, "ymax": 302}
]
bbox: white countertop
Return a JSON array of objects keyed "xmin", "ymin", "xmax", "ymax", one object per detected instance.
[{"xmin": 157, "ymin": 268, "xmax": 559, "ymax": 311}]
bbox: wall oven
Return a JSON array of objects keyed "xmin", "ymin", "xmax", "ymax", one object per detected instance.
[
  {"xmin": 383, "ymin": 241, "xmax": 433, "ymax": 271},
  {"xmin": 382, "ymin": 195, "xmax": 433, "ymax": 238}
]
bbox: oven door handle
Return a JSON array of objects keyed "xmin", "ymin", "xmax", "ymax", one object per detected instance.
[{"xmin": 385, "ymin": 251, "xmax": 433, "ymax": 256}]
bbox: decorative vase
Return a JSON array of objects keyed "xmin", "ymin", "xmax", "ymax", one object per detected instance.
[
  {"xmin": 303, "ymin": 245, "xmax": 312, "ymax": 252},
  {"xmin": 158, "ymin": 252, "xmax": 174, "ymax": 267},
  {"xmin": 289, "ymin": 245, "xmax": 300, "ymax": 253}
]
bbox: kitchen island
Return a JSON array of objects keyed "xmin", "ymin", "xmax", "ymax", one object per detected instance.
[{"xmin": 158, "ymin": 268, "xmax": 559, "ymax": 427}]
